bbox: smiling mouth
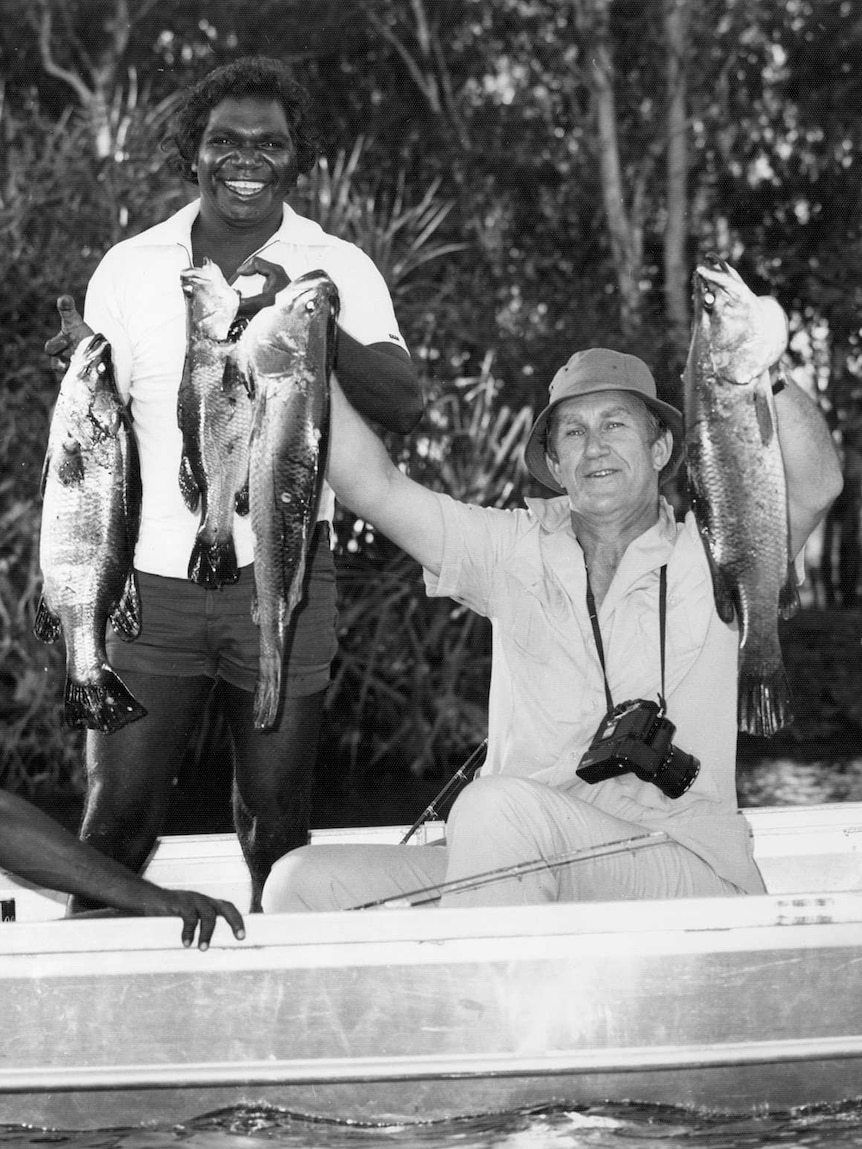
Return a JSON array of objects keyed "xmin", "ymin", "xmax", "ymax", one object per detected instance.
[
  {"xmin": 586, "ymin": 468, "xmax": 617, "ymax": 479},
  {"xmin": 223, "ymin": 180, "xmax": 269, "ymax": 198}
]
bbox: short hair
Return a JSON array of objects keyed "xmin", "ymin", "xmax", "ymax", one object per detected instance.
[
  {"xmin": 544, "ymin": 395, "xmax": 667, "ymax": 463},
  {"xmin": 161, "ymin": 56, "xmax": 318, "ymax": 186}
]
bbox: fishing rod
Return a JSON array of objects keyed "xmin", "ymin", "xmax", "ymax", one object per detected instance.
[
  {"xmin": 350, "ymin": 829, "xmax": 671, "ymax": 910},
  {"xmin": 399, "ymin": 738, "xmax": 488, "ymax": 845}
]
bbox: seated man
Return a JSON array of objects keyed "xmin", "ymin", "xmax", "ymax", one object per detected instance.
[
  {"xmin": 0, "ymin": 789, "xmax": 244, "ymax": 948},
  {"xmin": 263, "ymin": 348, "xmax": 842, "ymax": 912}
]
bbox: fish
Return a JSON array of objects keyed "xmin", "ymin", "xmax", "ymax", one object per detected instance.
[
  {"xmin": 34, "ymin": 332, "xmax": 146, "ymax": 733},
  {"xmin": 238, "ymin": 270, "xmax": 339, "ymax": 730},
  {"xmin": 683, "ymin": 254, "xmax": 799, "ymax": 737},
  {"xmin": 177, "ymin": 258, "xmax": 251, "ymax": 588}
]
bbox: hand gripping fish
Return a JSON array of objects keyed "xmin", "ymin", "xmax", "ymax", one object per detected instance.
[
  {"xmin": 238, "ymin": 270, "xmax": 339, "ymax": 730},
  {"xmin": 34, "ymin": 333, "xmax": 146, "ymax": 733},
  {"xmin": 177, "ymin": 259, "xmax": 252, "ymax": 588},
  {"xmin": 683, "ymin": 255, "xmax": 799, "ymax": 737}
]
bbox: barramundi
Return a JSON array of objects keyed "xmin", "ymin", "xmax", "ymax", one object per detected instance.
[
  {"xmin": 177, "ymin": 259, "xmax": 251, "ymax": 589},
  {"xmin": 238, "ymin": 270, "xmax": 339, "ymax": 730},
  {"xmin": 35, "ymin": 333, "xmax": 145, "ymax": 733},
  {"xmin": 683, "ymin": 255, "xmax": 798, "ymax": 737}
]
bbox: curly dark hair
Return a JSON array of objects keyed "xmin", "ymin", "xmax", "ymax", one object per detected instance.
[{"xmin": 161, "ymin": 56, "xmax": 318, "ymax": 186}]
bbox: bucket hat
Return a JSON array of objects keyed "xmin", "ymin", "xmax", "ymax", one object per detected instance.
[{"xmin": 523, "ymin": 348, "xmax": 684, "ymax": 493}]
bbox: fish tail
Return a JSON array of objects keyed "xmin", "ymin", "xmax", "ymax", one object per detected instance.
[
  {"xmin": 253, "ymin": 653, "xmax": 281, "ymax": 731},
  {"xmin": 64, "ymin": 670, "xmax": 147, "ymax": 734},
  {"xmin": 187, "ymin": 535, "xmax": 239, "ymax": 589},
  {"xmin": 737, "ymin": 658, "xmax": 793, "ymax": 738}
]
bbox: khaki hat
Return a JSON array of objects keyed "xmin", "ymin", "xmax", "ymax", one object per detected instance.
[{"xmin": 524, "ymin": 348, "xmax": 684, "ymax": 493}]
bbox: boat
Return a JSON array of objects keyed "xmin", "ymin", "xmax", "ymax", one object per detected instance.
[{"xmin": 1, "ymin": 800, "xmax": 862, "ymax": 1130}]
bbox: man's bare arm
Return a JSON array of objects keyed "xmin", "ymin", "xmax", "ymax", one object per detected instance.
[
  {"xmin": 328, "ymin": 375, "xmax": 445, "ymax": 575},
  {"xmin": 775, "ymin": 379, "xmax": 843, "ymax": 556}
]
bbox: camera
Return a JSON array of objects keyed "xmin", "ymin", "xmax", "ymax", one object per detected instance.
[{"xmin": 576, "ymin": 699, "xmax": 700, "ymax": 800}]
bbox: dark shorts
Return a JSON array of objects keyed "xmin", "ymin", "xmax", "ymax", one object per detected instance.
[{"xmin": 107, "ymin": 523, "xmax": 338, "ymax": 698}]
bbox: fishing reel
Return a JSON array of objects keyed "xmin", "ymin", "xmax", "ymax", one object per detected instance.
[{"xmin": 576, "ymin": 699, "xmax": 700, "ymax": 800}]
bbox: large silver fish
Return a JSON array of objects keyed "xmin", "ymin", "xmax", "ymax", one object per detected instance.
[
  {"xmin": 35, "ymin": 333, "xmax": 146, "ymax": 733},
  {"xmin": 238, "ymin": 270, "xmax": 339, "ymax": 730},
  {"xmin": 684, "ymin": 254, "xmax": 799, "ymax": 737},
  {"xmin": 177, "ymin": 258, "xmax": 251, "ymax": 588}
]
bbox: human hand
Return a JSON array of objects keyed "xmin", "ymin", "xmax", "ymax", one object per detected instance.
[
  {"xmin": 152, "ymin": 888, "xmax": 246, "ymax": 950},
  {"xmin": 44, "ymin": 295, "xmax": 94, "ymax": 371}
]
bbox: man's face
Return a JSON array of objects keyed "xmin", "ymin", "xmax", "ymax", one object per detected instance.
[
  {"xmin": 545, "ymin": 391, "xmax": 671, "ymax": 519},
  {"xmin": 196, "ymin": 96, "xmax": 298, "ymax": 233}
]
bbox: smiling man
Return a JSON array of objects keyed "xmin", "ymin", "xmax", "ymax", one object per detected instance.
[
  {"xmin": 262, "ymin": 347, "xmax": 841, "ymax": 913},
  {"xmin": 46, "ymin": 57, "xmax": 423, "ymax": 913}
]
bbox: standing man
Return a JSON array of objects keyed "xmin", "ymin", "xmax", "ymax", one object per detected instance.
[
  {"xmin": 263, "ymin": 348, "xmax": 842, "ymax": 912},
  {"xmin": 47, "ymin": 57, "xmax": 423, "ymax": 911}
]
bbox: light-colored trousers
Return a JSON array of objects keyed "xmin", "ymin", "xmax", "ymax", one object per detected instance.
[{"xmin": 262, "ymin": 775, "xmax": 740, "ymax": 912}]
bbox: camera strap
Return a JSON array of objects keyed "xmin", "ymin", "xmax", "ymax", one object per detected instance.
[{"xmin": 585, "ymin": 564, "xmax": 669, "ymax": 715}]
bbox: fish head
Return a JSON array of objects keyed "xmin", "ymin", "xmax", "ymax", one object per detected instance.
[
  {"xmin": 241, "ymin": 270, "xmax": 339, "ymax": 381},
  {"xmin": 180, "ymin": 258, "xmax": 240, "ymax": 340},
  {"xmin": 56, "ymin": 333, "xmax": 120, "ymax": 440},
  {"xmin": 691, "ymin": 255, "xmax": 788, "ymax": 383}
]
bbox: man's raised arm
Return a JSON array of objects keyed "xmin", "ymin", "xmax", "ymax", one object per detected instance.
[
  {"xmin": 328, "ymin": 375, "xmax": 446, "ymax": 576},
  {"xmin": 775, "ymin": 379, "xmax": 843, "ymax": 556}
]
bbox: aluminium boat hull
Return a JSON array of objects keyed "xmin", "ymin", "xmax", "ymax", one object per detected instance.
[{"xmin": 1, "ymin": 802, "xmax": 861, "ymax": 1129}]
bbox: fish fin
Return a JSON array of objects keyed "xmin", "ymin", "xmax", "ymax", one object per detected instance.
[
  {"xmin": 110, "ymin": 571, "xmax": 142, "ymax": 641},
  {"xmin": 754, "ymin": 387, "xmax": 775, "ymax": 447},
  {"xmin": 235, "ymin": 481, "xmax": 249, "ymax": 517},
  {"xmin": 63, "ymin": 671, "xmax": 148, "ymax": 734},
  {"xmin": 58, "ymin": 443, "xmax": 85, "ymax": 486},
  {"xmin": 702, "ymin": 553, "xmax": 738, "ymax": 625},
  {"xmin": 178, "ymin": 453, "xmax": 200, "ymax": 512},
  {"xmin": 778, "ymin": 561, "xmax": 801, "ymax": 620},
  {"xmin": 33, "ymin": 596, "xmax": 62, "ymax": 644},
  {"xmin": 253, "ymin": 654, "xmax": 281, "ymax": 730},
  {"xmin": 187, "ymin": 536, "xmax": 239, "ymax": 589},
  {"xmin": 737, "ymin": 658, "xmax": 793, "ymax": 738}
]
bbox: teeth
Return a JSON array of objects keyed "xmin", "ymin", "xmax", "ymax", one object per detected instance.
[{"xmin": 225, "ymin": 180, "xmax": 266, "ymax": 197}]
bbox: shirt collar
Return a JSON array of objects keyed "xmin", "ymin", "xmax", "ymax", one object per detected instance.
[
  {"xmin": 526, "ymin": 493, "xmax": 680, "ymax": 597},
  {"xmin": 124, "ymin": 199, "xmax": 316, "ymax": 252}
]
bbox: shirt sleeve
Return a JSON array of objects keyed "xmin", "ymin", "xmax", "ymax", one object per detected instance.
[
  {"xmin": 423, "ymin": 494, "xmax": 529, "ymax": 618},
  {"xmin": 83, "ymin": 251, "xmax": 134, "ymax": 403},
  {"xmin": 327, "ymin": 245, "xmax": 408, "ymax": 352}
]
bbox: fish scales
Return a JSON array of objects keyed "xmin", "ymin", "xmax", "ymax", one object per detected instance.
[
  {"xmin": 34, "ymin": 333, "xmax": 146, "ymax": 733},
  {"xmin": 178, "ymin": 259, "xmax": 251, "ymax": 589},
  {"xmin": 684, "ymin": 255, "xmax": 798, "ymax": 737},
  {"xmin": 239, "ymin": 270, "xmax": 339, "ymax": 730}
]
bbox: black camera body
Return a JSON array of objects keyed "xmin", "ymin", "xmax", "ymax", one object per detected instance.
[{"xmin": 576, "ymin": 699, "xmax": 700, "ymax": 800}]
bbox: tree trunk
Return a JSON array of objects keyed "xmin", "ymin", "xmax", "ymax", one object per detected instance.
[{"xmin": 663, "ymin": 0, "xmax": 690, "ymax": 362}]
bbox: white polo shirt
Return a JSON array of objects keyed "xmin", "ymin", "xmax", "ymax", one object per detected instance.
[
  {"xmin": 84, "ymin": 199, "xmax": 408, "ymax": 579},
  {"xmin": 424, "ymin": 493, "xmax": 765, "ymax": 894}
]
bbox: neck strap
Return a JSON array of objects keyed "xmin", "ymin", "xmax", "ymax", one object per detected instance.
[{"xmin": 585, "ymin": 565, "xmax": 668, "ymax": 715}]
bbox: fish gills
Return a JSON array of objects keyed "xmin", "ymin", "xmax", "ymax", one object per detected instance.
[
  {"xmin": 35, "ymin": 334, "xmax": 146, "ymax": 733},
  {"xmin": 683, "ymin": 255, "xmax": 799, "ymax": 738},
  {"xmin": 178, "ymin": 259, "xmax": 251, "ymax": 589},
  {"xmin": 239, "ymin": 270, "xmax": 339, "ymax": 730}
]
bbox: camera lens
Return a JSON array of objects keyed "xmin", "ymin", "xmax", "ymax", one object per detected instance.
[{"xmin": 654, "ymin": 746, "xmax": 700, "ymax": 799}]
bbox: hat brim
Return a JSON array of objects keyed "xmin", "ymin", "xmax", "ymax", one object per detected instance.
[{"xmin": 524, "ymin": 390, "xmax": 685, "ymax": 494}]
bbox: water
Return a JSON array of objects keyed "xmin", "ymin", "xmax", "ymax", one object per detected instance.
[
  {"xmin": 5, "ymin": 1100, "xmax": 862, "ymax": 1149},
  {"xmin": 5, "ymin": 758, "xmax": 862, "ymax": 1148}
]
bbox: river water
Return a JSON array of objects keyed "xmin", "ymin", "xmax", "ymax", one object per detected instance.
[
  {"xmin": 6, "ymin": 1099, "xmax": 862, "ymax": 1149},
  {"xmin": 4, "ymin": 757, "xmax": 862, "ymax": 1148}
]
